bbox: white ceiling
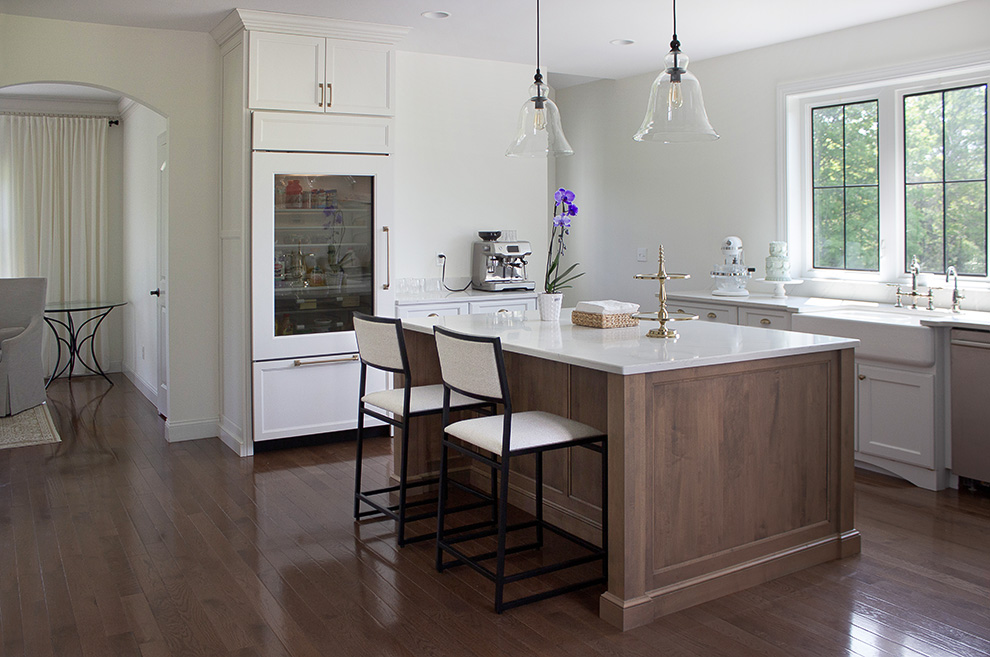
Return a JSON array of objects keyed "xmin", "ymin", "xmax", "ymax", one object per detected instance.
[{"xmin": 0, "ymin": 0, "xmax": 970, "ymax": 84}]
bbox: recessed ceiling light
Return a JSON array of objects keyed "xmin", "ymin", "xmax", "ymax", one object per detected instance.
[
  {"xmin": 610, "ymin": 39, "xmax": 635, "ymax": 46},
  {"xmin": 421, "ymin": 11, "xmax": 450, "ymax": 19}
]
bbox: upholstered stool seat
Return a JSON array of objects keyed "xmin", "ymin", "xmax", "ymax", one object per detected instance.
[
  {"xmin": 362, "ymin": 384, "xmax": 478, "ymax": 417},
  {"xmin": 445, "ymin": 410, "xmax": 602, "ymax": 456}
]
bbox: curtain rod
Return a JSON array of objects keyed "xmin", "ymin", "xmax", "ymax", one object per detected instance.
[{"xmin": 0, "ymin": 110, "xmax": 120, "ymax": 125}]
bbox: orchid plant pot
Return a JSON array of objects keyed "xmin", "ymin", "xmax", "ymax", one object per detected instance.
[{"xmin": 537, "ymin": 292, "xmax": 563, "ymax": 321}]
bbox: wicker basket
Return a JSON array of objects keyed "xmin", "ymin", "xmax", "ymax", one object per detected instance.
[{"xmin": 571, "ymin": 310, "xmax": 639, "ymax": 329}]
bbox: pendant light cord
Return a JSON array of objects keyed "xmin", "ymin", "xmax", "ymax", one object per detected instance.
[
  {"xmin": 670, "ymin": 0, "xmax": 680, "ymax": 51},
  {"xmin": 536, "ymin": 0, "xmax": 541, "ymax": 72}
]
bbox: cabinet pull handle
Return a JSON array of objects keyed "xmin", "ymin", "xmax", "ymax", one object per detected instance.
[
  {"xmin": 294, "ymin": 354, "xmax": 359, "ymax": 367},
  {"xmin": 858, "ymin": 374, "xmax": 866, "ymax": 380},
  {"xmin": 382, "ymin": 226, "xmax": 390, "ymax": 290},
  {"xmin": 327, "ymin": 82, "xmax": 332, "ymax": 107},
  {"xmin": 428, "ymin": 313, "xmax": 440, "ymax": 318},
  {"xmin": 707, "ymin": 312, "xmax": 717, "ymax": 319},
  {"xmin": 318, "ymin": 82, "xmax": 325, "ymax": 107},
  {"xmin": 760, "ymin": 318, "xmax": 771, "ymax": 325},
  {"xmin": 950, "ymin": 338, "xmax": 990, "ymax": 350},
  {"xmin": 497, "ymin": 309, "xmax": 510, "ymax": 313}
]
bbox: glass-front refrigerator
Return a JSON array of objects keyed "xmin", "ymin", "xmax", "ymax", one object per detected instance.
[{"xmin": 251, "ymin": 151, "xmax": 391, "ymax": 441}]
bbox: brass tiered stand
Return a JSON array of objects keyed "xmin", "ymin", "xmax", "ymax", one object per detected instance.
[{"xmin": 633, "ymin": 245, "xmax": 697, "ymax": 338}]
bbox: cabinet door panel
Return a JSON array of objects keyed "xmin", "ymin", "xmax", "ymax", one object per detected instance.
[
  {"xmin": 250, "ymin": 32, "xmax": 325, "ymax": 112},
  {"xmin": 950, "ymin": 330, "xmax": 990, "ymax": 481},
  {"xmin": 328, "ymin": 42, "xmax": 393, "ymax": 115},
  {"xmin": 857, "ymin": 364, "xmax": 934, "ymax": 467}
]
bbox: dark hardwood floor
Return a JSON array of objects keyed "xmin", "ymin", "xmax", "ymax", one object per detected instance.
[{"xmin": 2, "ymin": 374, "xmax": 989, "ymax": 656}]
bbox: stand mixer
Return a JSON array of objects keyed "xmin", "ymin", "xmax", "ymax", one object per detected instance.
[{"xmin": 711, "ymin": 236, "xmax": 755, "ymax": 297}]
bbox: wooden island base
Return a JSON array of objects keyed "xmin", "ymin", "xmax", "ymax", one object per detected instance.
[{"xmin": 400, "ymin": 328, "xmax": 860, "ymax": 631}]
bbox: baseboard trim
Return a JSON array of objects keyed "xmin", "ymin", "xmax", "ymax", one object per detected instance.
[
  {"xmin": 219, "ymin": 417, "xmax": 252, "ymax": 456},
  {"xmin": 123, "ymin": 367, "xmax": 158, "ymax": 407},
  {"xmin": 165, "ymin": 417, "xmax": 219, "ymax": 443}
]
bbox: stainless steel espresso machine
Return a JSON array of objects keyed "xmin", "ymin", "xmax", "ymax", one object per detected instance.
[{"xmin": 471, "ymin": 232, "xmax": 536, "ymax": 292}]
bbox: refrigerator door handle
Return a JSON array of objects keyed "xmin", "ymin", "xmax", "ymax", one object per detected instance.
[
  {"xmin": 382, "ymin": 226, "xmax": 390, "ymax": 290},
  {"xmin": 293, "ymin": 354, "xmax": 359, "ymax": 367}
]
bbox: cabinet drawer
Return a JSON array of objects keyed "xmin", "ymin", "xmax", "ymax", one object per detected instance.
[
  {"xmin": 669, "ymin": 302, "xmax": 738, "ymax": 324},
  {"xmin": 468, "ymin": 298, "xmax": 536, "ymax": 314},
  {"xmin": 396, "ymin": 302, "xmax": 469, "ymax": 319},
  {"xmin": 741, "ymin": 309, "xmax": 791, "ymax": 330},
  {"xmin": 252, "ymin": 354, "xmax": 385, "ymax": 442}
]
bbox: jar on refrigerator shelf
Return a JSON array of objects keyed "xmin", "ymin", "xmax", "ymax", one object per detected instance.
[{"xmin": 285, "ymin": 180, "xmax": 303, "ymax": 209}]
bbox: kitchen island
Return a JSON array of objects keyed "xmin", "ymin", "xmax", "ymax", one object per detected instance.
[{"xmin": 399, "ymin": 311, "xmax": 860, "ymax": 630}]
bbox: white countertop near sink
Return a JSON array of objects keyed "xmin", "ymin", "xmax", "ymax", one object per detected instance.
[
  {"xmin": 919, "ymin": 310, "xmax": 990, "ymax": 331},
  {"xmin": 402, "ymin": 310, "xmax": 857, "ymax": 375}
]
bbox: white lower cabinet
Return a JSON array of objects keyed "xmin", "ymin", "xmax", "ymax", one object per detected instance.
[
  {"xmin": 856, "ymin": 363, "xmax": 935, "ymax": 468},
  {"xmin": 395, "ymin": 292, "xmax": 537, "ymax": 320},
  {"xmin": 252, "ymin": 354, "xmax": 385, "ymax": 442}
]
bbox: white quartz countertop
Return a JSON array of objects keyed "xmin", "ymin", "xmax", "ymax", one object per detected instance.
[
  {"xmin": 395, "ymin": 288, "xmax": 537, "ymax": 305},
  {"xmin": 666, "ymin": 290, "xmax": 879, "ymax": 313},
  {"xmin": 402, "ymin": 310, "xmax": 858, "ymax": 375}
]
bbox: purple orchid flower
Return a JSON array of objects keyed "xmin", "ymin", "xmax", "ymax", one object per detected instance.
[{"xmin": 554, "ymin": 188, "xmax": 575, "ymax": 204}]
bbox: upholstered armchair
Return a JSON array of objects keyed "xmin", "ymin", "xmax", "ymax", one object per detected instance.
[{"xmin": 0, "ymin": 278, "xmax": 48, "ymax": 416}]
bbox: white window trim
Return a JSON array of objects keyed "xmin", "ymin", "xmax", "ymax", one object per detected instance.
[{"xmin": 778, "ymin": 50, "xmax": 990, "ymax": 287}]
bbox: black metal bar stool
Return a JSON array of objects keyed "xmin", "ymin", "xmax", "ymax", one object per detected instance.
[
  {"xmin": 432, "ymin": 324, "xmax": 607, "ymax": 612},
  {"xmin": 352, "ymin": 312, "xmax": 495, "ymax": 546}
]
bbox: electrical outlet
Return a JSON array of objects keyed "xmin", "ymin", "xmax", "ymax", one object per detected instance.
[
  {"xmin": 636, "ymin": 247, "xmax": 648, "ymax": 262},
  {"xmin": 435, "ymin": 251, "xmax": 446, "ymax": 268}
]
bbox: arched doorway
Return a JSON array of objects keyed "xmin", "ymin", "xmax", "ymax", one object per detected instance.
[{"xmin": 0, "ymin": 82, "xmax": 170, "ymax": 418}]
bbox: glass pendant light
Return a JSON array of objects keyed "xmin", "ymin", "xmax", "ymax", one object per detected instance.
[
  {"xmin": 634, "ymin": 0, "xmax": 718, "ymax": 143},
  {"xmin": 506, "ymin": 0, "xmax": 574, "ymax": 157}
]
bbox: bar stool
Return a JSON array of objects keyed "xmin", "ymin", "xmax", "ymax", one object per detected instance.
[
  {"xmin": 432, "ymin": 325, "xmax": 607, "ymax": 612},
  {"xmin": 352, "ymin": 313, "xmax": 495, "ymax": 546}
]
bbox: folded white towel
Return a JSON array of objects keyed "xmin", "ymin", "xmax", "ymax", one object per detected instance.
[{"xmin": 574, "ymin": 300, "xmax": 640, "ymax": 315}]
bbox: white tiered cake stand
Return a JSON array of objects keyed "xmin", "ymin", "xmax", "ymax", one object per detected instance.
[{"xmin": 756, "ymin": 278, "xmax": 804, "ymax": 299}]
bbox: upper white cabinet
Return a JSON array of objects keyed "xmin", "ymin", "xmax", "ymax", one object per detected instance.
[{"xmin": 249, "ymin": 32, "xmax": 395, "ymax": 116}]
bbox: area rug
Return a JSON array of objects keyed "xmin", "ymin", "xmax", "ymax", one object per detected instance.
[{"xmin": 0, "ymin": 404, "xmax": 61, "ymax": 449}]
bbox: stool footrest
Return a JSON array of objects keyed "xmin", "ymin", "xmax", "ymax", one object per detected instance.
[{"xmin": 499, "ymin": 576, "xmax": 606, "ymax": 613}]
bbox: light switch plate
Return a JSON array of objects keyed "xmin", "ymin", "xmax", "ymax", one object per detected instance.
[{"xmin": 636, "ymin": 248, "xmax": 648, "ymax": 262}]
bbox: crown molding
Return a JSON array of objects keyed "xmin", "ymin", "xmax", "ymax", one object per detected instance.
[{"xmin": 211, "ymin": 8, "xmax": 411, "ymax": 46}]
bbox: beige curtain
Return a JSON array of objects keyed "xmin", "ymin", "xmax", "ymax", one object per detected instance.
[{"xmin": 0, "ymin": 115, "xmax": 109, "ymax": 374}]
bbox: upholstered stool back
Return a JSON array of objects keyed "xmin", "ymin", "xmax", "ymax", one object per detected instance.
[{"xmin": 353, "ymin": 312, "xmax": 407, "ymax": 375}]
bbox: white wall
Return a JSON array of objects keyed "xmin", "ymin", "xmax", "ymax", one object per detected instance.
[
  {"xmin": 556, "ymin": 0, "xmax": 990, "ymax": 312},
  {"xmin": 0, "ymin": 14, "xmax": 221, "ymax": 439},
  {"xmin": 120, "ymin": 100, "xmax": 166, "ymax": 402},
  {"xmin": 394, "ymin": 52, "xmax": 549, "ymax": 285}
]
